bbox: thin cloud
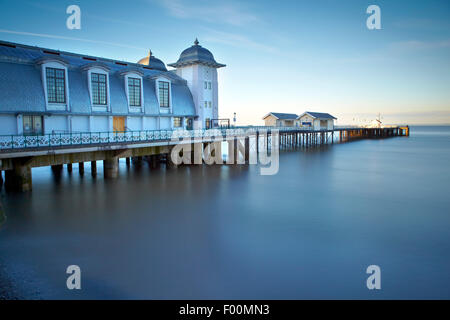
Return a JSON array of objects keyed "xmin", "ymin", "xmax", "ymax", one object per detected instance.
[
  {"xmin": 0, "ymin": 29, "xmax": 146, "ymax": 50},
  {"xmin": 153, "ymin": 0, "xmax": 258, "ymax": 26},
  {"xmin": 390, "ymin": 39, "xmax": 450, "ymax": 52},
  {"xmin": 202, "ymin": 29, "xmax": 278, "ymax": 54}
]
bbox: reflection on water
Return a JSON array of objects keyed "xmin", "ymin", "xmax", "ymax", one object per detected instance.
[
  {"xmin": 0, "ymin": 201, "xmax": 5, "ymax": 226},
  {"xmin": 0, "ymin": 126, "xmax": 450, "ymax": 299}
]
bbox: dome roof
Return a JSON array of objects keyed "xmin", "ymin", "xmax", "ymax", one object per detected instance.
[
  {"xmin": 168, "ymin": 39, "xmax": 225, "ymax": 69},
  {"xmin": 137, "ymin": 50, "xmax": 167, "ymax": 71}
]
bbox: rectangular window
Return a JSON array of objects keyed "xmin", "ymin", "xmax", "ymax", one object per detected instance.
[
  {"xmin": 174, "ymin": 117, "xmax": 182, "ymax": 128},
  {"xmin": 23, "ymin": 115, "xmax": 43, "ymax": 135},
  {"xmin": 204, "ymin": 101, "xmax": 207, "ymax": 108},
  {"xmin": 208, "ymin": 101, "xmax": 212, "ymax": 108},
  {"xmin": 205, "ymin": 118, "xmax": 211, "ymax": 129},
  {"xmin": 128, "ymin": 77, "xmax": 141, "ymax": 106},
  {"xmin": 46, "ymin": 67, "xmax": 66, "ymax": 103},
  {"xmin": 204, "ymin": 81, "xmax": 207, "ymax": 89},
  {"xmin": 91, "ymin": 73, "xmax": 107, "ymax": 105},
  {"xmin": 208, "ymin": 82, "xmax": 211, "ymax": 90},
  {"xmin": 158, "ymin": 81, "xmax": 170, "ymax": 108}
]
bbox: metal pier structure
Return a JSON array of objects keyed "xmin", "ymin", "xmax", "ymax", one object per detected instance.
[{"xmin": 0, "ymin": 125, "xmax": 409, "ymax": 192}]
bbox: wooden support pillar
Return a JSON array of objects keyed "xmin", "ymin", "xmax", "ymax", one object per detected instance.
[
  {"xmin": 104, "ymin": 157, "xmax": 119, "ymax": 179},
  {"xmin": 256, "ymin": 131, "xmax": 259, "ymax": 154},
  {"xmin": 5, "ymin": 163, "xmax": 32, "ymax": 192},
  {"xmin": 125, "ymin": 157, "xmax": 131, "ymax": 167},
  {"xmin": 78, "ymin": 162, "xmax": 84, "ymax": 175},
  {"xmin": 244, "ymin": 136, "xmax": 250, "ymax": 164},
  {"xmin": 91, "ymin": 161, "xmax": 97, "ymax": 176},
  {"xmin": 67, "ymin": 163, "xmax": 73, "ymax": 173}
]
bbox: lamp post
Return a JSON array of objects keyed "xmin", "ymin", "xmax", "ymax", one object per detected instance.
[{"xmin": 233, "ymin": 112, "xmax": 236, "ymax": 127}]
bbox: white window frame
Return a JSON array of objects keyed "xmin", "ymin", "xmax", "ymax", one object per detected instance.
[
  {"xmin": 87, "ymin": 67, "xmax": 110, "ymax": 112},
  {"xmin": 124, "ymin": 72, "xmax": 144, "ymax": 113},
  {"xmin": 155, "ymin": 77, "xmax": 172, "ymax": 113},
  {"xmin": 40, "ymin": 61, "xmax": 70, "ymax": 111}
]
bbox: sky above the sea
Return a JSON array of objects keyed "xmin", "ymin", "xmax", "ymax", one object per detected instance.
[{"xmin": 0, "ymin": 0, "xmax": 449, "ymax": 125}]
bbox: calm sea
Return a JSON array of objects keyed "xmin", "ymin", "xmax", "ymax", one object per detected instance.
[{"xmin": 1, "ymin": 126, "xmax": 449, "ymax": 299}]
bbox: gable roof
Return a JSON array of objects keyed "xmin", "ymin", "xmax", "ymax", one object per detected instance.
[
  {"xmin": 263, "ymin": 112, "xmax": 298, "ymax": 120},
  {"xmin": 298, "ymin": 112, "xmax": 337, "ymax": 120}
]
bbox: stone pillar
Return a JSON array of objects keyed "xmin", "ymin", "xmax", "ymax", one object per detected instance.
[
  {"xmin": 67, "ymin": 163, "xmax": 73, "ymax": 173},
  {"xmin": 91, "ymin": 161, "xmax": 97, "ymax": 176},
  {"xmin": 125, "ymin": 157, "xmax": 131, "ymax": 167},
  {"xmin": 104, "ymin": 157, "xmax": 118, "ymax": 179},
  {"xmin": 5, "ymin": 164, "xmax": 32, "ymax": 192}
]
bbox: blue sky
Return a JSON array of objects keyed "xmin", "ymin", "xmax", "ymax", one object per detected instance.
[{"xmin": 0, "ymin": 0, "xmax": 449, "ymax": 125}]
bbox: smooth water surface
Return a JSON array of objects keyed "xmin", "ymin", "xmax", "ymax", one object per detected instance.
[{"xmin": 1, "ymin": 126, "xmax": 449, "ymax": 299}]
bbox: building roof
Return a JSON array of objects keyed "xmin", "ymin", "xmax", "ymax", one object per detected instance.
[
  {"xmin": 168, "ymin": 39, "xmax": 225, "ymax": 69},
  {"xmin": 0, "ymin": 41, "xmax": 196, "ymax": 117},
  {"xmin": 263, "ymin": 112, "xmax": 298, "ymax": 120},
  {"xmin": 298, "ymin": 112, "xmax": 337, "ymax": 120},
  {"xmin": 137, "ymin": 50, "xmax": 167, "ymax": 71}
]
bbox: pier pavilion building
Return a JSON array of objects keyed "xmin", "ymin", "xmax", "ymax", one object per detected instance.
[
  {"xmin": 296, "ymin": 112, "xmax": 336, "ymax": 130},
  {"xmin": 0, "ymin": 39, "xmax": 225, "ymax": 135},
  {"xmin": 262, "ymin": 112, "xmax": 299, "ymax": 127}
]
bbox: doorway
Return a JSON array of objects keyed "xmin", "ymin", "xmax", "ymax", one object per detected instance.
[
  {"xmin": 113, "ymin": 116, "xmax": 125, "ymax": 132},
  {"xmin": 186, "ymin": 118, "xmax": 193, "ymax": 130}
]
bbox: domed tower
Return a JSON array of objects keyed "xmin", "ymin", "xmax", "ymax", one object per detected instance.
[
  {"xmin": 168, "ymin": 39, "xmax": 225, "ymax": 129},
  {"xmin": 137, "ymin": 50, "xmax": 167, "ymax": 71}
]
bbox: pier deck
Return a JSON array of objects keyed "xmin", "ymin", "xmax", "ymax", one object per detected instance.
[{"xmin": 0, "ymin": 125, "xmax": 409, "ymax": 191}]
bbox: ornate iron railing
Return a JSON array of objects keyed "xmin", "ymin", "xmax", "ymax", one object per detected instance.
[{"xmin": 0, "ymin": 126, "xmax": 316, "ymax": 151}]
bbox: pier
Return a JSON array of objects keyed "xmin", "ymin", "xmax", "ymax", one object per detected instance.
[{"xmin": 0, "ymin": 126, "xmax": 409, "ymax": 192}]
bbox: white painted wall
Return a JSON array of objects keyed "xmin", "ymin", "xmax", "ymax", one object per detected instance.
[
  {"xmin": 44, "ymin": 115, "xmax": 68, "ymax": 134},
  {"xmin": 160, "ymin": 117, "xmax": 171, "ymax": 129},
  {"xmin": 327, "ymin": 119, "xmax": 334, "ymax": 130},
  {"xmin": 0, "ymin": 115, "xmax": 18, "ymax": 135},
  {"xmin": 90, "ymin": 116, "xmax": 109, "ymax": 132},
  {"xmin": 71, "ymin": 116, "xmax": 89, "ymax": 132},
  {"xmin": 127, "ymin": 116, "xmax": 143, "ymax": 131},
  {"xmin": 143, "ymin": 116, "xmax": 157, "ymax": 131}
]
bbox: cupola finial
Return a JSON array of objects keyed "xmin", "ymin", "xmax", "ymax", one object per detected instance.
[
  {"xmin": 194, "ymin": 38, "xmax": 199, "ymax": 46},
  {"xmin": 148, "ymin": 49, "xmax": 152, "ymax": 57}
]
